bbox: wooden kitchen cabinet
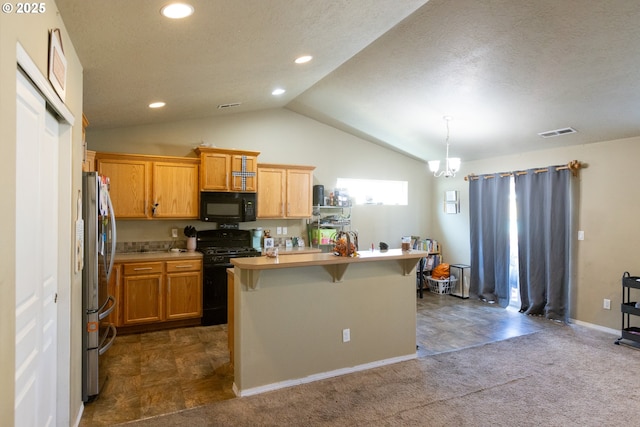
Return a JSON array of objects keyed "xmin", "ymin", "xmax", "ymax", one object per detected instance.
[
  {"xmin": 257, "ymin": 163, "xmax": 315, "ymax": 218},
  {"xmin": 122, "ymin": 262, "xmax": 164, "ymax": 325},
  {"xmin": 97, "ymin": 156, "xmax": 150, "ymax": 218},
  {"xmin": 113, "ymin": 256, "xmax": 203, "ymax": 332},
  {"xmin": 152, "ymin": 161, "xmax": 199, "ymax": 218},
  {"xmin": 82, "ymin": 114, "xmax": 96, "ymax": 172},
  {"xmin": 195, "ymin": 147, "xmax": 260, "ymax": 192},
  {"xmin": 165, "ymin": 259, "xmax": 202, "ymax": 320},
  {"xmin": 95, "ymin": 152, "xmax": 199, "ymax": 219}
]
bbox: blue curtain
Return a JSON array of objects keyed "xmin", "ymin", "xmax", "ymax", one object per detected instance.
[
  {"xmin": 514, "ymin": 167, "xmax": 574, "ymax": 322},
  {"xmin": 469, "ymin": 175, "xmax": 511, "ymax": 307}
]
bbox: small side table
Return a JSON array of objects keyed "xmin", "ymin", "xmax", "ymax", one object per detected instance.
[{"xmin": 449, "ymin": 264, "xmax": 470, "ymax": 299}]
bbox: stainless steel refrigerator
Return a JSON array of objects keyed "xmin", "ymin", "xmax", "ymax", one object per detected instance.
[{"xmin": 82, "ymin": 172, "xmax": 117, "ymax": 402}]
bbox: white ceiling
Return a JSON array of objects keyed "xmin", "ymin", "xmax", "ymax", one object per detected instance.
[{"xmin": 56, "ymin": 0, "xmax": 640, "ymax": 162}]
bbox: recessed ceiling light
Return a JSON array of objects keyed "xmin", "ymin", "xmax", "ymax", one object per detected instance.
[
  {"xmin": 272, "ymin": 88, "xmax": 286, "ymax": 96},
  {"xmin": 149, "ymin": 101, "xmax": 166, "ymax": 109},
  {"xmin": 161, "ymin": 3, "xmax": 194, "ymax": 19},
  {"xmin": 295, "ymin": 55, "xmax": 313, "ymax": 64}
]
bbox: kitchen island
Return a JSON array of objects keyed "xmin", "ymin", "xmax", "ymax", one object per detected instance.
[{"xmin": 229, "ymin": 249, "xmax": 426, "ymax": 396}]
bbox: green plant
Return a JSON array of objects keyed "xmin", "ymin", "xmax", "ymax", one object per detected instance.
[{"xmin": 183, "ymin": 226, "xmax": 197, "ymax": 238}]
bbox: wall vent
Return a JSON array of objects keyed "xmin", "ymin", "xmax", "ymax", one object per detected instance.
[
  {"xmin": 217, "ymin": 102, "xmax": 242, "ymax": 109},
  {"xmin": 538, "ymin": 127, "xmax": 577, "ymax": 138}
]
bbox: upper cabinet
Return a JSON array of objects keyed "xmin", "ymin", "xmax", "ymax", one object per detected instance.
[
  {"xmin": 195, "ymin": 147, "xmax": 260, "ymax": 192},
  {"xmin": 257, "ymin": 163, "xmax": 315, "ymax": 218},
  {"xmin": 96, "ymin": 152, "xmax": 199, "ymax": 219},
  {"xmin": 81, "ymin": 114, "xmax": 96, "ymax": 172}
]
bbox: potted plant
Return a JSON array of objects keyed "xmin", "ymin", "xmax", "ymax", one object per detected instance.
[{"xmin": 184, "ymin": 226, "xmax": 197, "ymax": 251}]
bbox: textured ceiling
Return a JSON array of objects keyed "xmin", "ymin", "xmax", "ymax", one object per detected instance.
[{"xmin": 56, "ymin": 0, "xmax": 640, "ymax": 162}]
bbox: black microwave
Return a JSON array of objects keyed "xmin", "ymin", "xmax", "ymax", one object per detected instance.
[{"xmin": 200, "ymin": 191, "xmax": 257, "ymax": 223}]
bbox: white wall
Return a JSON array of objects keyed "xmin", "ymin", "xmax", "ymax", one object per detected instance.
[
  {"xmin": 89, "ymin": 108, "xmax": 640, "ymax": 331},
  {"xmin": 0, "ymin": 0, "xmax": 85, "ymax": 424},
  {"xmin": 87, "ymin": 108, "xmax": 434, "ymax": 249},
  {"xmin": 431, "ymin": 136, "xmax": 640, "ymax": 330}
]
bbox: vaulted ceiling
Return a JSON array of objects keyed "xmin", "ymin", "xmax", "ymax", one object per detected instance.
[{"xmin": 56, "ymin": 0, "xmax": 640, "ymax": 162}]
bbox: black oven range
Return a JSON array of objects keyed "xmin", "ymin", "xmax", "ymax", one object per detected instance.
[{"xmin": 196, "ymin": 229, "xmax": 261, "ymax": 326}]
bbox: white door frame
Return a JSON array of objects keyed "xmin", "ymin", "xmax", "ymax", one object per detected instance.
[{"xmin": 16, "ymin": 42, "xmax": 75, "ymax": 426}]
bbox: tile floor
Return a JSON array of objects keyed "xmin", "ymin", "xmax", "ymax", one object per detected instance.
[
  {"xmin": 79, "ymin": 325, "xmax": 235, "ymax": 426},
  {"xmin": 80, "ymin": 291, "xmax": 553, "ymax": 426}
]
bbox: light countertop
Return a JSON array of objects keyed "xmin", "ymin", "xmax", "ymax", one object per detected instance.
[
  {"xmin": 231, "ymin": 248, "xmax": 427, "ymax": 271},
  {"xmin": 114, "ymin": 251, "xmax": 203, "ymax": 263},
  {"xmin": 271, "ymin": 247, "xmax": 322, "ymax": 255}
]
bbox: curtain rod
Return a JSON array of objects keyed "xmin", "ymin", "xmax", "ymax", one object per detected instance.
[{"xmin": 464, "ymin": 160, "xmax": 582, "ymax": 181}]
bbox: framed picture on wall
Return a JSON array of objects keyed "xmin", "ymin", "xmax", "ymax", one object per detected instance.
[
  {"xmin": 444, "ymin": 190, "xmax": 459, "ymax": 214},
  {"xmin": 48, "ymin": 28, "xmax": 67, "ymax": 102}
]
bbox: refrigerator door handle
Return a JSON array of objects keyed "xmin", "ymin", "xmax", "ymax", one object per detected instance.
[
  {"xmin": 98, "ymin": 295, "xmax": 116, "ymax": 321},
  {"xmin": 98, "ymin": 324, "xmax": 117, "ymax": 356},
  {"xmin": 105, "ymin": 189, "xmax": 117, "ymax": 284}
]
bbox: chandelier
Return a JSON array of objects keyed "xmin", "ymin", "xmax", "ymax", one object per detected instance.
[{"xmin": 428, "ymin": 116, "xmax": 461, "ymax": 178}]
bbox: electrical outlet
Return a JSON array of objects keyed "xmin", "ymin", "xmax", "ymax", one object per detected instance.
[
  {"xmin": 276, "ymin": 227, "xmax": 282, "ymax": 235},
  {"xmin": 171, "ymin": 228, "xmax": 178, "ymax": 238},
  {"xmin": 603, "ymin": 299, "xmax": 611, "ymax": 310},
  {"xmin": 578, "ymin": 230, "xmax": 584, "ymax": 241},
  {"xmin": 282, "ymin": 227, "xmax": 287, "ymax": 235},
  {"xmin": 342, "ymin": 328, "xmax": 350, "ymax": 343}
]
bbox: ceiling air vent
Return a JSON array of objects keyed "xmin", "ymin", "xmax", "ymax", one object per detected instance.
[
  {"xmin": 538, "ymin": 127, "xmax": 577, "ymax": 138},
  {"xmin": 217, "ymin": 102, "xmax": 242, "ymax": 109}
]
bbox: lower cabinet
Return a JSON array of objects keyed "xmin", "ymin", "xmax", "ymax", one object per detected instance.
[
  {"xmin": 122, "ymin": 262, "xmax": 164, "ymax": 325},
  {"xmin": 166, "ymin": 260, "xmax": 203, "ymax": 320},
  {"xmin": 111, "ymin": 258, "xmax": 203, "ymax": 329}
]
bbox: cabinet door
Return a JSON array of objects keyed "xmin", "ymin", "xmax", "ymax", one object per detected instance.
[
  {"xmin": 97, "ymin": 158, "xmax": 150, "ymax": 218},
  {"xmin": 166, "ymin": 271, "xmax": 202, "ymax": 320},
  {"xmin": 122, "ymin": 263, "xmax": 163, "ymax": 325},
  {"xmin": 152, "ymin": 161, "xmax": 199, "ymax": 218},
  {"xmin": 82, "ymin": 150, "xmax": 96, "ymax": 172},
  {"xmin": 230, "ymin": 155, "xmax": 257, "ymax": 192},
  {"xmin": 257, "ymin": 167, "xmax": 286, "ymax": 218},
  {"xmin": 286, "ymin": 168, "xmax": 313, "ymax": 218},
  {"xmin": 201, "ymin": 152, "xmax": 230, "ymax": 191}
]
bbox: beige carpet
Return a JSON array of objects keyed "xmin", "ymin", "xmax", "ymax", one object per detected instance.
[{"xmin": 118, "ymin": 324, "xmax": 639, "ymax": 426}]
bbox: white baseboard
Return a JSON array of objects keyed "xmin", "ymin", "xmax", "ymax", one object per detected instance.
[
  {"xmin": 569, "ymin": 318, "xmax": 619, "ymax": 336},
  {"xmin": 234, "ymin": 353, "xmax": 417, "ymax": 397},
  {"xmin": 72, "ymin": 403, "xmax": 84, "ymax": 427}
]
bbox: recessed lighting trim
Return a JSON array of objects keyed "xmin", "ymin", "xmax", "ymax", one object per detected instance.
[
  {"xmin": 149, "ymin": 101, "xmax": 166, "ymax": 109},
  {"xmin": 272, "ymin": 88, "xmax": 286, "ymax": 96},
  {"xmin": 295, "ymin": 55, "xmax": 313, "ymax": 64},
  {"xmin": 161, "ymin": 3, "xmax": 194, "ymax": 19}
]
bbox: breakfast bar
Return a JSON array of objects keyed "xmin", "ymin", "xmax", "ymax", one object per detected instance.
[{"xmin": 230, "ymin": 249, "xmax": 427, "ymax": 396}]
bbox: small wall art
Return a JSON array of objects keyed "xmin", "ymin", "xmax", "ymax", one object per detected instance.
[
  {"xmin": 444, "ymin": 190, "xmax": 460, "ymax": 214},
  {"xmin": 48, "ymin": 29, "xmax": 67, "ymax": 101}
]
